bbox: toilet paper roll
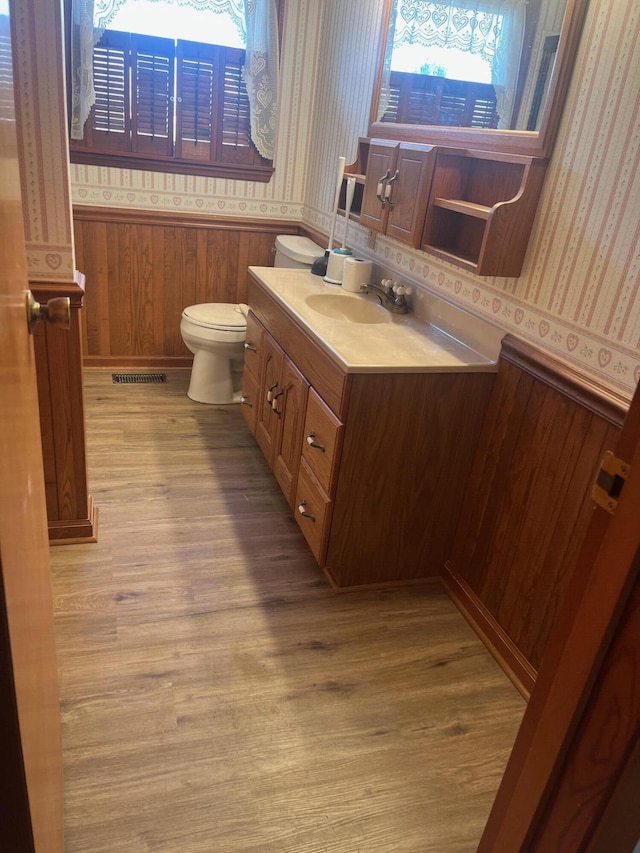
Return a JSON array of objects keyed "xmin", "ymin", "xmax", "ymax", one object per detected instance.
[{"xmin": 341, "ymin": 257, "xmax": 373, "ymax": 292}]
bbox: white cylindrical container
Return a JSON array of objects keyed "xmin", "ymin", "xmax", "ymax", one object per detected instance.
[
  {"xmin": 324, "ymin": 248, "xmax": 353, "ymax": 284},
  {"xmin": 341, "ymin": 257, "xmax": 373, "ymax": 292}
]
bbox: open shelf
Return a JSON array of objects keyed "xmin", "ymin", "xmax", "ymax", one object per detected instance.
[
  {"xmin": 422, "ymin": 149, "xmax": 547, "ymax": 277},
  {"xmin": 432, "ymin": 197, "xmax": 491, "ymax": 220},
  {"xmin": 337, "ymin": 174, "xmax": 365, "ymax": 219}
]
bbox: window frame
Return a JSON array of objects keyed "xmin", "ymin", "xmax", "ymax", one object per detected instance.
[{"xmin": 66, "ymin": 1, "xmax": 283, "ymax": 182}]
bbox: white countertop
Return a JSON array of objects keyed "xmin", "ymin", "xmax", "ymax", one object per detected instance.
[{"xmin": 249, "ymin": 267, "xmax": 502, "ymax": 374}]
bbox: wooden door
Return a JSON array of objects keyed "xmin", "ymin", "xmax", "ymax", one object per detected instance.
[
  {"xmin": 385, "ymin": 143, "xmax": 436, "ymax": 248},
  {"xmin": 0, "ymin": 9, "xmax": 64, "ymax": 853},
  {"xmin": 272, "ymin": 356, "xmax": 309, "ymax": 509},
  {"xmin": 479, "ymin": 379, "xmax": 640, "ymax": 850}
]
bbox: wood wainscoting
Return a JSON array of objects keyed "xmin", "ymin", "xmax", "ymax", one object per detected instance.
[
  {"xmin": 32, "ymin": 275, "xmax": 97, "ymax": 544},
  {"xmin": 73, "ymin": 206, "xmax": 303, "ymax": 365},
  {"xmin": 445, "ymin": 335, "xmax": 629, "ymax": 697}
]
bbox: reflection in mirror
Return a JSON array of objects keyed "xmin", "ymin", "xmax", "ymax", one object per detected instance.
[{"xmin": 377, "ymin": 0, "xmax": 568, "ymax": 132}]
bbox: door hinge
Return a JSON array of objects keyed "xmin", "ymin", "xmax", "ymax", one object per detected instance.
[{"xmin": 592, "ymin": 451, "xmax": 630, "ymax": 514}]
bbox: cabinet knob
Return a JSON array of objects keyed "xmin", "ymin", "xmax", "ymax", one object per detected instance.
[
  {"xmin": 297, "ymin": 501, "xmax": 316, "ymax": 522},
  {"xmin": 306, "ymin": 432, "xmax": 325, "ymax": 452},
  {"xmin": 244, "ymin": 341, "xmax": 257, "ymax": 352},
  {"xmin": 240, "ymin": 396, "xmax": 252, "ymax": 407}
]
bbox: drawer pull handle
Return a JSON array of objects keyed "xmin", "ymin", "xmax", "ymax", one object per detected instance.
[
  {"xmin": 266, "ymin": 381, "xmax": 278, "ymax": 402},
  {"xmin": 297, "ymin": 501, "xmax": 316, "ymax": 522},
  {"xmin": 306, "ymin": 433, "xmax": 325, "ymax": 452},
  {"xmin": 240, "ymin": 396, "xmax": 252, "ymax": 408},
  {"xmin": 244, "ymin": 341, "xmax": 257, "ymax": 352}
]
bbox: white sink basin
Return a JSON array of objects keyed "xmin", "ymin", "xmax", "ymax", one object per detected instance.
[{"xmin": 304, "ymin": 293, "xmax": 390, "ymax": 324}]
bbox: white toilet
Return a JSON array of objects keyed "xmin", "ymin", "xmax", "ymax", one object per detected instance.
[{"xmin": 180, "ymin": 234, "xmax": 324, "ymax": 404}]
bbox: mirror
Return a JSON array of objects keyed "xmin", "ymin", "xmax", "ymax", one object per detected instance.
[{"xmin": 369, "ymin": 0, "xmax": 589, "ymax": 158}]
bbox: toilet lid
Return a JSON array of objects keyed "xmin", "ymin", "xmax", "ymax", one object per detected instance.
[{"xmin": 182, "ymin": 303, "xmax": 248, "ymax": 331}]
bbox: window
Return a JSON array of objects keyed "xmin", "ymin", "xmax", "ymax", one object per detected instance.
[
  {"xmin": 380, "ymin": 0, "xmax": 526, "ymax": 129},
  {"xmin": 68, "ymin": 0, "xmax": 279, "ymax": 181}
]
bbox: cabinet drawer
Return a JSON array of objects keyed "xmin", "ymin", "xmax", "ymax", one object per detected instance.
[
  {"xmin": 294, "ymin": 459, "xmax": 331, "ymax": 566},
  {"xmin": 243, "ymin": 311, "xmax": 263, "ymax": 381},
  {"xmin": 239, "ymin": 369, "xmax": 260, "ymax": 436},
  {"xmin": 301, "ymin": 388, "xmax": 343, "ymax": 495}
]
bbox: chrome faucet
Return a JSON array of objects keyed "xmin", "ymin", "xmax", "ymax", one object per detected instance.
[{"xmin": 360, "ymin": 279, "xmax": 412, "ymax": 314}]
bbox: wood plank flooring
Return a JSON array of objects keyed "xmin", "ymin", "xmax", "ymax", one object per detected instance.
[{"xmin": 49, "ymin": 369, "xmax": 525, "ymax": 853}]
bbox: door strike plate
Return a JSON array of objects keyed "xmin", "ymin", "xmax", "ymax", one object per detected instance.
[{"xmin": 592, "ymin": 451, "xmax": 630, "ymax": 514}]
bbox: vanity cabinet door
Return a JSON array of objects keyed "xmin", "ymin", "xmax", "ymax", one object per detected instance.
[
  {"xmin": 240, "ymin": 311, "xmax": 264, "ymax": 439},
  {"xmin": 240, "ymin": 369, "xmax": 260, "ymax": 436},
  {"xmin": 272, "ymin": 356, "xmax": 309, "ymax": 509},
  {"xmin": 255, "ymin": 332, "xmax": 284, "ymax": 464},
  {"xmin": 301, "ymin": 388, "xmax": 343, "ymax": 495},
  {"xmin": 294, "ymin": 459, "xmax": 332, "ymax": 566},
  {"xmin": 243, "ymin": 311, "xmax": 263, "ymax": 381}
]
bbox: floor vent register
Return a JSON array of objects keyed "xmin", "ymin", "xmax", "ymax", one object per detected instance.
[{"xmin": 112, "ymin": 373, "xmax": 168, "ymax": 384}]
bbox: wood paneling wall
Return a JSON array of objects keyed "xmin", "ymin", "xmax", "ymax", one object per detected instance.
[
  {"xmin": 73, "ymin": 207, "xmax": 302, "ymax": 364},
  {"xmin": 32, "ymin": 277, "xmax": 97, "ymax": 544},
  {"xmin": 445, "ymin": 335, "xmax": 629, "ymax": 696}
]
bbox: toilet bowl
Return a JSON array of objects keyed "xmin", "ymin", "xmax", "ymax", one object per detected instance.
[
  {"xmin": 180, "ymin": 303, "xmax": 248, "ymax": 404},
  {"xmin": 180, "ymin": 235, "xmax": 324, "ymax": 404}
]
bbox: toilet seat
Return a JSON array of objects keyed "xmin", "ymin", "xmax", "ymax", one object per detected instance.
[{"xmin": 182, "ymin": 303, "xmax": 248, "ymax": 332}]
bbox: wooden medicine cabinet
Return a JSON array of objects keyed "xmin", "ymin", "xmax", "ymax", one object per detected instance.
[{"xmin": 344, "ymin": 138, "xmax": 547, "ymax": 277}]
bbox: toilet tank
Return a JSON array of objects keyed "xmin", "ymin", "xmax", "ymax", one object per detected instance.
[{"xmin": 274, "ymin": 235, "xmax": 324, "ymax": 269}]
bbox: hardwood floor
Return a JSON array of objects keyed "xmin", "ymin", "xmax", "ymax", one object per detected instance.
[{"xmin": 49, "ymin": 369, "xmax": 525, "ymax": 853}]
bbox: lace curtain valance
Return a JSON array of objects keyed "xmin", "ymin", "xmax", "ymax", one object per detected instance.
[
  {"xmin": 70, "ymin": 0, "xmax": 278, "ymax": 160},
  {"xmin": 94, "ymin": 0, "xmax": 245, "ymax": 34},
  {"xmin": 386, "ymin": 0, "xmax": 526, "ymax": 127}
]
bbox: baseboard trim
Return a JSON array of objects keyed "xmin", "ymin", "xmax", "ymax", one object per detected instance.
[
  {"xmin": 48, "ymin": 498, "xmax": 99, "ymax": 546},
  {"xmin": 323, "ymin": 565, "xmax": 443, "ymax": 593},
  {"xmin": 83, "ymin": 356, "xmax": 193, "ymax": 368},
  {"xmin": 443, "ymin": 560, "xmax": 536, "ymax": 699}
]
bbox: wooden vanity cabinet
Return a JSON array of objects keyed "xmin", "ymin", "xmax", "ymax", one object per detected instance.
[
  {"xmin": 245, "ymin": 275, "xmax": 496, "ymax": 588},
  {"xmin": 359, "ymin": 140, "xmax": 436, "ymax": 248}
]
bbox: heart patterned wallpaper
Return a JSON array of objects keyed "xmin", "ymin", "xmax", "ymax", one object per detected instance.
[
  {"xmin": 304, "ymin": 0, "xmax": 640, "ymax": 398},
  {"xmin": 13, "ymin": 0, "xmax": 638, "ymax": 394}
]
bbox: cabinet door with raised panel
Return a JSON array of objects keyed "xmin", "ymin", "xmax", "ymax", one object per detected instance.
[
  {"xmin": 240, "ymin": 311, "xmax": 264, "ymax": 439},
  {"xmin": 359, "ymin": 140, "xmax": 398, "ymax": 232},
  {"xmin": 240, "ymin": 368, "xmax": 260, "ymax": 436},
  {"xmin": 272, "ymin": 356, "xmax": 309, "ymax": 509},
  {"xmin": 243, "ymin": 311, "xmax": 263, "ymax": 382},
  {"xmin": 386, "ymin": 143, "xmax": 436, "ymax": 247},
  {"xmin": 255, "ymin": 332, "xmax": 284, "ymax": 465},
  {"xmin": 301, "ymin": 388, "xmax": 343, "ymax": 496}
]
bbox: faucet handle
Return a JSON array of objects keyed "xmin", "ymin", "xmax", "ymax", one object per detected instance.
[{"xmin": 392, "ymin": 283, "xmax": 412, "ymax": 296}]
